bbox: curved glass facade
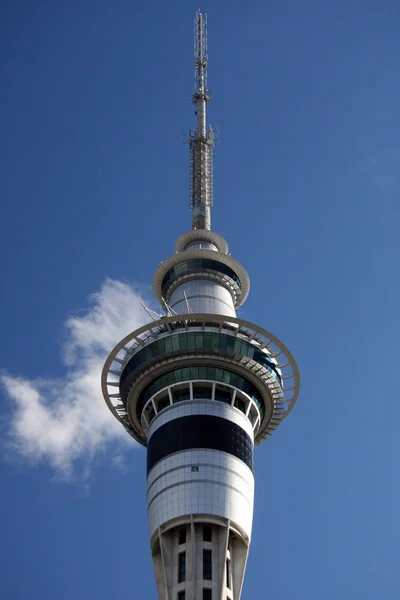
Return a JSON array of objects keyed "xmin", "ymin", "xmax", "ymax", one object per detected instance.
[
  {"xmin": 120, "ymin": 331, "xmax": 282, "ymax": 392},
  {"xmin": 147, "ymin": 414, "xmax": 254, "ymax": 474},
  {"xmin": 161, "ymin": 259, "xmax": 240, "ymax": 296},
  {"xmin": 137, "ymin": 365, "xmax": 263, "ymax": 419}
]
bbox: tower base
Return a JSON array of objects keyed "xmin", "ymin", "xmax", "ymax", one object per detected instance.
[{"xmin": 151, "ymin": 516, "xmax": 249, "ymax": 600}]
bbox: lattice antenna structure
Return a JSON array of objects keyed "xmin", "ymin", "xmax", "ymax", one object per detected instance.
[{"xmin": 190, "ymin": 10, "xmax": 214, "ymax": 231}]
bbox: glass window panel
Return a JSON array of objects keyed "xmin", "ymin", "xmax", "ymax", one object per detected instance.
[
  {"xmin": 225, "ymin": 336, "xmax": 235, "ymax": 352},
  {"xmin": 174, "ymin": 387, "xmax": 190, "ymax": 402},
  {"xmin": 234, "ymin": 338, "xmax": 243, "ymax": 354},
  {"xmin": 203, "ymin": 549, "xmax": 212, "ymax": 580},
  {"xmin": 178, "ymin": 553, "xmax": 186, "ymax": 583},
  {"xmin": 157, "ymin": 395, "xmax": 170, "ymax": 412},
  {"xmin": 203, "ymin": 332, "xmax": 213, "ymax": 348},
  {"xmin": 138, "ymin": 366, "xmax": 264, "ymax": 422},
  {"xmin": 195, "ymin": 332, "xmax": 204, "ymax": 348},
  {"xmin": 234, "ymin": 397, "xmax": 246, "ymax": 413},
  {"xmin": 182, "ymin": 367, "xmax": 191, "ymax": 381},
  {"xmin": 206, "ymin": 366, "xmax": 215, "ymax": 380},
  {"xmin": 149, "ymin": 343, "xmax": 159, "ymax": 357},
  {"xmin": 193, "ymin": 385, "xmax": 212, "ymax": 400},
  {"xmin": 214, "ymin": 368, "xmax": 223, "ymax": 382},
  {"xmin": 230, "ymin": 373, "xmax": 240, "ymax": 388},
  {"xmin": 214, "ymin": 386, "xmax": 231, "ymax": 404},
  {"xmin": 203, "ymin": 525, "xmax": 212, "ymax": 541},
  {"xmin": 179, "ymin": 528, "xmax": 186, "ymax": 545},
  {"xmin": 180, "ymin": 334, "xmax": 188, "ymax": 350},
  {"xmin": 172, "ymin": 336, "xmax": 180, "ymax": 351},
  {"xmin": 191, "ymin": 366, "xmax": 199, "ymax": 380},
  {"xmin": 211, "ymin": 333, "xmax": 219, "ymax": 349},
  {"xmin": 218, "ymin": 336, "xmax": 228, "ymax": 350},
  {"xmin": 198, "ymin": 366, "xmax": 207, "ymax": 379},
  {"xmin": 166, "ymin": 372, "xmax": 175, "ymax": 386},
  {"xmin": 222, "ymin": 370, "xmax": 231, "ymax": 384}
]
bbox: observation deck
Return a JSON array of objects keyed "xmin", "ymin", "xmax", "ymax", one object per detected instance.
[{"xmin": 102, "ymin": 313, "xmax": 300, "ymax": 448}]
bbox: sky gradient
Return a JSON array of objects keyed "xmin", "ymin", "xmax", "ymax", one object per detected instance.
[{"xmin": 1, "ymin": 1, "xmax": 400, "ymax": 598}]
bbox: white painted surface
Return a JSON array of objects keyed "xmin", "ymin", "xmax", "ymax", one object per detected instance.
[
  {"xmin": 184, "ymin": 241, "xmax": 218, "ymax": 251},
  {"xmin": 151, "ymin": 519, "xmax": 249, "ymax": 600},
  {"xmin": 170, "ymin": 279, "xmax": 236, "ymax": 316},
  {"xmin": 148, "ymin": 400, "xmax": 254, "ymax": 440},
  {"xmin": 147, "ymin": 401, "xmax": 254, "ymax": 540},
  {"xmin": 147, "ymin": 449, "xmax": 254, "ymax": 540}
]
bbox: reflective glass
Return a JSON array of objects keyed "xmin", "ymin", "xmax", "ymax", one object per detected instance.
[
  {"xmin": 214, "ymin": 387, "xmax": 232, "ymax": 404},
  {"xmin": 157, "ymin": 396, "xmax": 170, "ymax": 411},
  {"xmin": 138, "ymin": 366, "xmax": 263, "ymax": 419},
  {"xmin": 161, "ymin": 259, "xmax": 241, "ymax": 296},
  {"xmin": 174, "ymin": 388, "xmax": 191, "ymax": 402},
  {"xmin": 193, "ymin": 384, "xmax": 212, "ymax": 400},
  {"xmin": 120, "ymin": 332, "xmax": 282, "ymax": 392},
  {"xmin": 203, "ymin": 549, "xmax": 212, "ymax": 580}
]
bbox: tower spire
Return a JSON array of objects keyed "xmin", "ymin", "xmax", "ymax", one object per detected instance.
[{"xmin": 190, "ymin": 10, "xmax": 214, "ymax": 231}]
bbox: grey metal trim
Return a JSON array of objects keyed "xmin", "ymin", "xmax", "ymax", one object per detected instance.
[
  {"xmin": 170, "ymin": 294, "xmax": 234, "ymax": 311},
  {"xmin": 152, "ymin": 249, "xmax": 250, "ymax": 308},
  {"xmin": 174, "ymin": 230, "xmax": 229, "ymax": 254},
  {"xmin": 102, "ymin": 313, "xmax": 300, "ymax": 447},
  {"xmin": 165, "ymin": 271, "xmax": 240, "ymax": 307},
  {"xmin": 148, "ymin": 478, "xmax": 253, "ymax": 511},
  {"xmin": 147, "ymin": 462, "xmax": 254, "ymax": 496}
]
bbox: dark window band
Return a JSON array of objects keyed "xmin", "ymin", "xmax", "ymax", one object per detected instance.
[
  {"xmin": 120, "ymin": 331, "xmax": 282, "ymax": 401},
  {"xmin": 147, "ymin": 415, "xmax": 253, "ymax": 475},
  {"xmin": 137, "ymin": 365, "xmax": 263, "ymax": 419},
  {"xmin": 161, "ymin": 259, "xmax": 241, "ymax": 297}
]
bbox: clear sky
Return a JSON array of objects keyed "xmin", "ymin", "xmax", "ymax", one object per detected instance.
[{"xmin": 1, "ymin": 0, "xmax": 399, "ymax": 598}]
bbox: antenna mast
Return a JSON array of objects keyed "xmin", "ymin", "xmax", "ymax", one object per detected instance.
[{"xmin": 190, "ymin": 10, "xmax": 214, "ymax": 231}]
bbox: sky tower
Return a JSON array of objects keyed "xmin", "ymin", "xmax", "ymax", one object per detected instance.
[{"xmin": 102, "ymin": 11, "xmax": 300, "ymax": 600}]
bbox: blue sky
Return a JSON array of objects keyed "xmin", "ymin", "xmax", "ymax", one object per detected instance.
[{"xmin": 1, "ymin": 0, "xmax": 400, "ymax": 598}]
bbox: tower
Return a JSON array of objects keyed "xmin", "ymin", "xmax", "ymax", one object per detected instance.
[{"xmin": 102, "ymin": 10, "xmax": 300, "ymax": 600}]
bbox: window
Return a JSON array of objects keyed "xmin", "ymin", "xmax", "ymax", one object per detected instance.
[
  {"xmin": 178, "ymin": 592, "xmax": 185, "ymax": 600},
  {"xmin": 226, "ymin": 559, "xmax": 231, "ymax": 589},
  {"xmin": 203, "ymin": 525, "xmax": 212, "ymax": 542},
  {"xmin": 178, "ymin": 553, "xmax": 186, "ymax": 583},
  {"xmin": 174, "ymin": 387, "xmax": 191, "ymax": 403},
  {"xmin": 148, "ymin": 406, "xmax": 155, "ymax": 423},
  {"xmin": 202, "ymin": 589, "xmax": 212, "ymax": 600},
  {"xmin": 161, "ymin": 259, "xmax": 241, "ymax": 297},
  {"xmin": 203, "ymin": 549, "xmax": 212, "ymax": 580},
  {"xmin": 234, "ymin": 396, "xmax": 246, "ymax": 413},
  {"xmin": 138, "ymin": 365, "xmax": 263, "ymax": 413},
  {"xmin": 192, "ymin": 384, "xmax": 212, "ymax": 400},
  {"xmin": 214, "ymin": 385, "xmax": 232, "ymax": 405},
  {"xmin": 146, "ymin": 414, "xmax": 254, "ymax": 475},
  {"xmin": 179, "ymin": 528, "xmax": 186, "ymax": 545},
  {"xmin": 157, "ymin": 395, "xmax": 170, "ymax": 412},
  {"xmin": 122, "ymin": 331, "xmax": 282, "ymax": 411}
]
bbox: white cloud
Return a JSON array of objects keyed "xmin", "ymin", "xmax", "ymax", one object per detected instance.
[{"xmin": 1, "ymin": 279, "xmax": 151, "ymax": 479}]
